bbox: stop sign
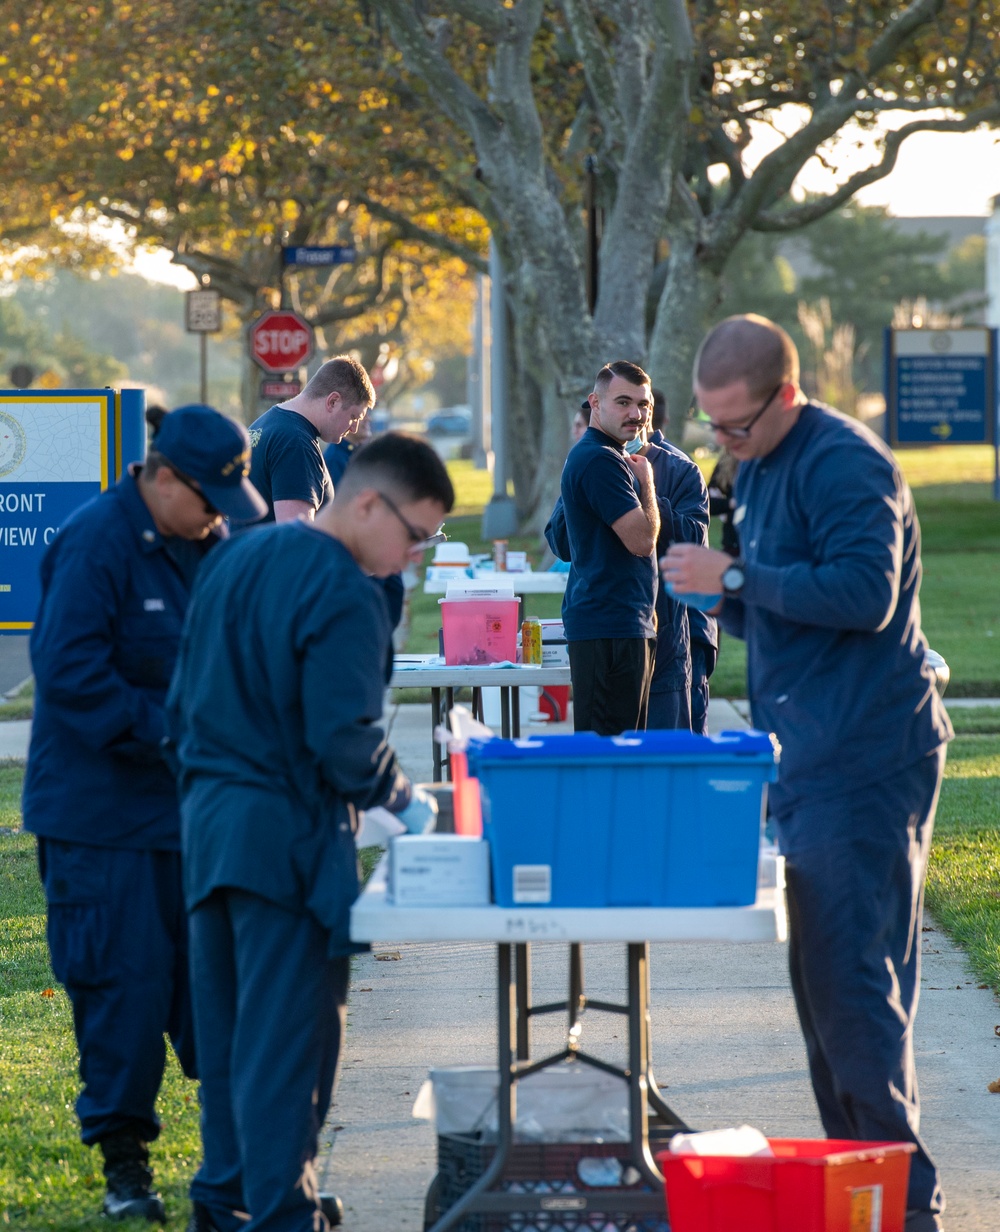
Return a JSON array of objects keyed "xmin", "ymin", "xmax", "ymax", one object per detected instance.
[{"xmin": 249, "ymin": 310, "xmax": 314, "ymax": 373}]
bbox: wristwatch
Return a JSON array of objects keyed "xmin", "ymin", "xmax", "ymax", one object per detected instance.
[{"xmin": 721, "ymin": 560, "xmax": 745, "ymax": 595}]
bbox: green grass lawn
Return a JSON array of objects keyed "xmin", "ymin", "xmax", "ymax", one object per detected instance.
[{"xmin": 0, "ymin": 761, "xmax": 201, "ymax": 1229}]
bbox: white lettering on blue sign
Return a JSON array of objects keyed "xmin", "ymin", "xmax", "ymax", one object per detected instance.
[
  {"xmin": 0, "ymin": 492, "xmax": 45, "ymax": 513},
  {"xmin": 0, "ymin": 527, "xmax": 37, "ymax": 545}
]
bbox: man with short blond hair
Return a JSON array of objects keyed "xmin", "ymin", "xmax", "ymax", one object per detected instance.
[
  {"xmin": 663, "ymin": 313, "xmax": 952, "ymax": 1232},
  {"xmin": 243, "ymin": 355, "xmax": 375, "ymax": 525}
]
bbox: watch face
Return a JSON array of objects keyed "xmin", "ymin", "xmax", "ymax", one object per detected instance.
[{"xmin": 723, "ymin": 565, "xmax": 744, "ymax": 592}]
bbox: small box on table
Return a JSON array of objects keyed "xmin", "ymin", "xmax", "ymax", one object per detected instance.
[
  {"xmin": 467, "ymin": 729, "xmax": 779, "ymax": 909},
  {"xmin": 388, "ymin": 835, "xmax": 491, "ymax": 906}
]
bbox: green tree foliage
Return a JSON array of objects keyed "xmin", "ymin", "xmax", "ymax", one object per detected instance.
[
  {"xmin": 717, "ymin": 204, "xmax": 987, "ymax": 392},
  {"xmin": 0, "ymin": 293, "xmax": 127, "ymax": 391}
]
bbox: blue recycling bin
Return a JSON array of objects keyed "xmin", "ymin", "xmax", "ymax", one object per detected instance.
[{"xmin": 467, "ymin": 730, "xmax": 780, "ymax": 909}]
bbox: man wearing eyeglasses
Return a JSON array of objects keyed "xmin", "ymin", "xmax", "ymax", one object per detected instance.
[
  {"xmin": 169, "ymin": 433, "xmax": 452, "ymax": 1232},
  {"xmin": 545, "ymin": 360, "xmax": 660, "ymax": 735},
  {"xmin": 662, "ymin": 314, "xmax": 952, "ymax": 1232},
  {"xmin": 23, "ymin": 404, "xmax": 267, "ymax": 1223},
  {"xmin": 242, "ymin": 355, "xmax": 374, "ymax": 526}
]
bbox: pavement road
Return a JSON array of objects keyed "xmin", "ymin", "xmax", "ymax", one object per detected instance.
[{"xmin": 0, "ymin": 635, "xmax": 31, "ymax": 697}]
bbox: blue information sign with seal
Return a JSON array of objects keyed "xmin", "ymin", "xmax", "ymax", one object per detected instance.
[
  {"xmin": 886, "ymin": 327, "xmax": 997, "ymax": 447},
  {"xmin": 0, "ymin": 388, "xmax": 146, "ymax": 631}
]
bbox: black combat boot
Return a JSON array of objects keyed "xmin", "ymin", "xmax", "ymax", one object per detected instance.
[{"xmin": 99, "ymin": 1126, "xmax": 166, "ymax": 1223}]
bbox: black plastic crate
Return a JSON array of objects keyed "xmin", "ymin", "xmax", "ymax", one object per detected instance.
[{"xmin": 430, "ymin": 1132, "xmax": 671, "ymax": 1232}]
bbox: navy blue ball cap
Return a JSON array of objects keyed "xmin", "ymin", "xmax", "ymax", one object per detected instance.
[{"xmin": 154, "ymin": 404, "xmax": 267, "ymax": 522}]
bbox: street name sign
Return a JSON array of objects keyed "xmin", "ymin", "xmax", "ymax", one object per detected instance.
[{"xmin": 282, "ymin": 245, "xmax": 356, "ymax": 267}]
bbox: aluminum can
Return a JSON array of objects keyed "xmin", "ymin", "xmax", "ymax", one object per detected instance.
[
  {"xmin": 492, "ymin": 539, "xmax": 508, "ymax": 571},
  {"xmin": 521, "ymin": 619, "xmax": 543, "ymax": 665}
]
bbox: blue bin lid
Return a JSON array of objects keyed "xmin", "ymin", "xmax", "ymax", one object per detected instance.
[{"xmin": 467, "ymin": 728, "xmax": 780, "ymax": 767}]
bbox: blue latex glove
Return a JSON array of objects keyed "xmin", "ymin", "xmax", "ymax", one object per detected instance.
[
  {"xmin": 396, "ymin": 785, "xmax": 439, "ymax": 834},
  {"xmin": 663, "ymin": 578, "xmax": 722, "ymax": 612}
]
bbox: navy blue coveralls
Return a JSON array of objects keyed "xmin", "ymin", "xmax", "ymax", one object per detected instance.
[
  {"xmin": 720, "ymin": 403, "xmax": 952, "ymax": 1217},
  {"xmin": 649, "ymin": 428, "xmax": 717, "ymax": 733},
  {"xmin": 22, "ymin": 471, "xmax": 214, "ymax": 1146},
  {"xmin": 644, "ymin": 439, "xmax": 710, "ymax": 730},
  {"xmin": 168, "ymin": 522, "xmax": 412, "ymax": 1232},
  {"xmin": 324, "ymin": 438, "xmax": 405, "ymax": 630}
]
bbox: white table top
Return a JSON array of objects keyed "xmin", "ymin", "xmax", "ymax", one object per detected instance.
[
  {"xmin": 350, "ymin": 855, "xmax": 787, "ymax": 945},
  {"xmin": 390, "ymin": 655, "xmax": 572, "ymax": 689},
  {"xmin": 423, "ymin": 571, "xmax": 568, "ymax": 595}
]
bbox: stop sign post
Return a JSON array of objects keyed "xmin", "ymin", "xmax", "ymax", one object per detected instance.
[{"xmin": 249, "ymin": 310, "xmax": 314, "ymax": 374}]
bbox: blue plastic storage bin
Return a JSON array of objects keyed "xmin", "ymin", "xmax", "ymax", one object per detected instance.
[{"xmin": 466, "ymin": 730, "xmax": 780, "ymax": 909}]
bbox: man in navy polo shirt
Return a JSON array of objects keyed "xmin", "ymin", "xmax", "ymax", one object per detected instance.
[
  {"xmin": 244, "ymin": 355, "xmax": 374, "ymax": 524},
  {"xmin": 545, "ymin": 360, "xmax": 659, "ymax": 734}
]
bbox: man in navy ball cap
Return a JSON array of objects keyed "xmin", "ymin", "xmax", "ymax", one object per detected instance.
[
  {"xmin": 152, "ymin": 403, "xmax": 267, "ymax": 524},
  {"xmin": 23, "ymin": 403, "xmax": 265, "ymax": 1224}
]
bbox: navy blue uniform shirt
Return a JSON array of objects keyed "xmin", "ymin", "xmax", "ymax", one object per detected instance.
[
  {"xmin": 23, "ymin": 471, "xmax": 217, "ymax": 850},
  {"xmin": 323, "ymin": 438, "xmax": 355, "ymax": 487},
  {"xmin": 245, "ymin": 405, "xmax": 334, "ymax": 523},
  {"xmin": 720, "ymin": 402, "xmax": 952, "ymax": 812},
  {"xmin": 650, "ymin": 429, "xmax": 717, "ymax": 652},
  {"xmin": 545, "ymin": 427, "xmax": 657, "ymax": 641},
  {"xmin": 167, "ymin": 522, "xmax": 411, "ymax": 954},
  {"xmin": 645, "ymin": 440, "xmax": 710, "ymax": 691}
]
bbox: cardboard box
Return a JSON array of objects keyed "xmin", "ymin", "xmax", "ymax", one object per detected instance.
[{"xmin": 389, "ymin": 835, "xmax": 492, "ymax": 906}]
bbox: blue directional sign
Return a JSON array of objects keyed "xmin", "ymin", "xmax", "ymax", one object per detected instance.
[
  {"xmin": 282, "ymin": 245, "xmax": 357, "ymax": 267},
  {"xmin": 0, "ymin": 388, "xmax": 145, "ymax": 631},
  {"xmin": 886, "ymin": 328, "xmax": 997, "ymax": 447}
]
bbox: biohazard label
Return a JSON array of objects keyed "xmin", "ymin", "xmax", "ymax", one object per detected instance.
[{"xmin": 849, "ymin": 1183, "xmax": 883, "ymax": 1232}]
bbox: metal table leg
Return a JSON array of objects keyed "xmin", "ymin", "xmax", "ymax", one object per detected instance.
[
  {"xmin": 515, "ymin": 943, "xmax": 531, "ymax": 1061},
  {"xmin": 431, "ymin": 687, "xmax": 443, "ymax": 782},
  {"xmin": 425, "ymin": 945, "xmax": 517, "ymax": 1232}
]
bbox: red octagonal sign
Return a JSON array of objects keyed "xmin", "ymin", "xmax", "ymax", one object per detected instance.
[{"xmin": 249, "ymin": 309, "xmax": 314, "ymax": 373}]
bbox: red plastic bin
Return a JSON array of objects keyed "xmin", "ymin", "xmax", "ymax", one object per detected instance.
[{"xmin": 657, "ymin": 1138, "xmax": 915, "ymax": 1232}]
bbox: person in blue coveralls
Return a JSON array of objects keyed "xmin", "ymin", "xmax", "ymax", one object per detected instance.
[
  {"xmin": 639, "ymin": 392, "xmax": 711, "ymax": 730},
  {"xmin": 649, "ymin": 389, "xmax": 718, "ymax": 734},
  {"xmin": 168, "ymin": 432, "xmax": 453, "ymax": 1232},
  {"xmin": 23, "ymin": 404, "xmax": 267, "ymax": 1223},
  {"xmin": 662, "ymin": 315, "xmax": 953, "ymax": 1232},
  {"xmin": 243, "ymin": 354, "xmax": 374, "ymax": 524},
  {"xmin": 544, "ymin": 361, "xmax": 659, "ymax": 735},
  {"xmin": 325, "ymin": 416, "xmax": 405, "ymax": 631}
]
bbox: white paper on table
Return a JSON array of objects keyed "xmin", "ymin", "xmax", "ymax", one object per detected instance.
[
  {"xmin": 355, "ymin": 806, "xmax": 407, "ymax": 849},
  {"xmin": 669, "ymin": 1125, "xmax": 774, "ymax": 1157}
]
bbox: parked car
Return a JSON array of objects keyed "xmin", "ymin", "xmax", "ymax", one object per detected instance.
[{"xmin": 426, "ymin": 409, "xmax": 472, "ymax": 436}]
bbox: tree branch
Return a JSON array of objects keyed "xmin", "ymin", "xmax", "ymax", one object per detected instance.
[
  {"xmin": 752, "ymin": 104, "xmax": 1000, "ymax": 232},
  {"xmin": 369, "ymin": 0, "xmax": 500, "ymax": 142},
  {"xmin": 356, "ymin": 192, "xmax": 488, "ymax": 270},
  {"xmin": 560, "ymin": 0, "xmax": 626, "ymax": 153}
]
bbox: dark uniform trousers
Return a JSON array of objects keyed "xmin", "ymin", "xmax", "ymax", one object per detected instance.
[
  {"xmin": 776, "ymin": 747, "xmax": 946, "ymax": 1216},
  {"xmin": 38, "ymin": 838, "xmax": 196, "ymax": 1145},
  {"xmin": 689, "ymin": 642, "xmax": 716, "ymax": 737},
  {"xmin": 189, "ymin": 889, "xmax": 350, "ymax": 1232},
  {"xmin": 569, "ymin": 637, "xmax": 655, "ymax": 735}
]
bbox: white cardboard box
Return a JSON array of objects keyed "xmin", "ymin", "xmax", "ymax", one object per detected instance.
[{"xmin": 389, "ymin": 835, "xmax": 492, "ymax": 906}]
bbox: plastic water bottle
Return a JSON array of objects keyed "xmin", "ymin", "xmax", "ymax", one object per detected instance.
[{"xmin": 662, "ymin": 578, "xmax": 722, "ymax": 612}]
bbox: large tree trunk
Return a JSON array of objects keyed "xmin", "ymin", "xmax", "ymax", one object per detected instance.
[{"xmin": 647, "ymin": 235, "xmax": 725, "ymax": 445}]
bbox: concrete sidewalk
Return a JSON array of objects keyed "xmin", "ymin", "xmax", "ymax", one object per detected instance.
[{"xmin": 319, "ymin": 700, "xmax": 1000, "ymax": 1230}]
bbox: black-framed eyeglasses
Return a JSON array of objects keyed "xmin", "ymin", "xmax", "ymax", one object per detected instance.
[
  {"xmin": 377, "ymin": 491, "xmax": 447, "ymax": 551},
  {"xmin": 693, "ymin": 382, "xmax": 784, "ymax": 441},
  {"xmin": 170, "ymin": 467, "xmax": 219, "ymax": 516}
]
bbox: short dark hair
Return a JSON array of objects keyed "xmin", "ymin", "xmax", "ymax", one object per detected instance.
[
  {"xmin": 695, "ymin": 315, "xmax": 799, "ymax": 399},
  {"xmin": 594, "ymin": 360, "xmax": 651, "ymax": 393},
  {"xmin": 339, "ymin": 432, "xmax": 455, "ymax": 511},
  {"xmin": 651, "ymin": 389, "xmax": 666, "ymax": 431},
  {"xmin": 303, "ymin": 355, "xmax": 376, "ymax": 408},
  {"xmin": 144, "ymin": 406, "xmax": 171, "ymax": 476}
]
